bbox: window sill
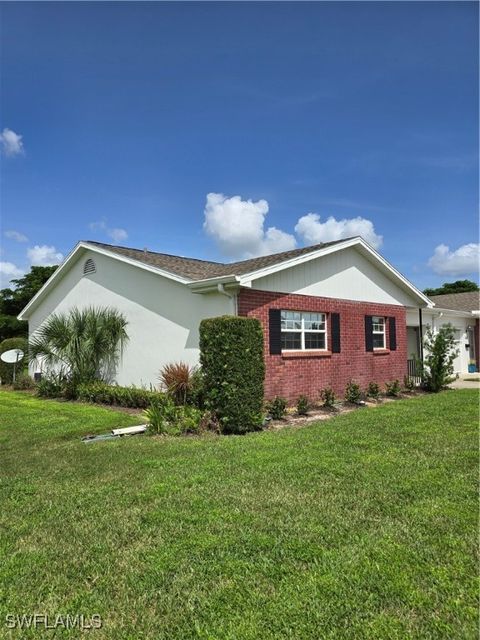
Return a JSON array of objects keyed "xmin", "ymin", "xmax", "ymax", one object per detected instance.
[
  {"xmin": 281, "ymin": 350, "xmax": 332, "ymax": 359},
  {"xmin": 373, "ymin": 349, "xmax": 390, "ymax": 355}
]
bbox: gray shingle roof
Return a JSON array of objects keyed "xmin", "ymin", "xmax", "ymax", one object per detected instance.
[
  {"xmin": 86, "ymin": 238, "xmax": 353, "ymax": 281},
  {"xmin": 429, "ymin": 291, "xmax": 480, "ymax": 312}
]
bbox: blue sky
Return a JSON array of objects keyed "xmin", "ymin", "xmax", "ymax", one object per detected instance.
[{"xmin": 1, "ymin": 1, "xmax": 478, "ymax": 289}]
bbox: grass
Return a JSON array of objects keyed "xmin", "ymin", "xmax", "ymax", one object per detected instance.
[{"xmin": 0, "ymin": 389, "xmax": 478, "ymax": 639}]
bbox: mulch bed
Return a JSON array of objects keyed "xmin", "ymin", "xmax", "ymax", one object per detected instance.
[{"xmin": 266, "ymin": 390, "xmax": 427, "ymax": 429}]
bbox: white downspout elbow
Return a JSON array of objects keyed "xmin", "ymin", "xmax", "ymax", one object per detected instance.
[{"xmin": 217, "ymin": 283, "xmax": 237, "ymax": 315}]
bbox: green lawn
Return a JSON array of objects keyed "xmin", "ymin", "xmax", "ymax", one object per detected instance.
[{"xmin": 0, "ymin": 390, "xmax": 478, "ymax": 639}]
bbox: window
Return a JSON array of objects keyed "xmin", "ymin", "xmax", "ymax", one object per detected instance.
[
  {"xmin": 372, "ymin": 316, "xmax": 385, "ymax": 349},
  {"xmin": 83, "ymin": 258, "xmax": 96, "ymax": 275},
  {"xmin": 281, "ymin": 310, "xmax": 327, "ymax": 351}
]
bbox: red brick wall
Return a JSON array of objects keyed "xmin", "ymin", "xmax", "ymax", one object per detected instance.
[{"xmin": 238, "ymin": 288, "xmax": 408, "ymax": 403}]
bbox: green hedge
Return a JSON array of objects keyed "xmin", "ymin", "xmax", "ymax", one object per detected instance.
[
  {"xmin": 0, "ymin": 337, "xmax": 28, "ymax": 384},
  {"xmin": 200, "ymin": 316, "xmax": 265, "ymax": 434},
  {"xmin": 76, "ymin": 381, "xmax": 165, "ymax": 408}
]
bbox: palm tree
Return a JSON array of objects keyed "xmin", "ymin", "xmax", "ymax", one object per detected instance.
[{"xmin": 29, "ymin": 306, "xmax": 129, "ymax": 385}]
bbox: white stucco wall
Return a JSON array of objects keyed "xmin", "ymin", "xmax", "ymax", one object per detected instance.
[
  {"xmin": 249, "ymin": 247, "xmax": 419, "ymax": 307},
  {"xmin": 406, "ymin": 309, "xmax": 473, "ymax": 374},
  {"xmin": 28, "ymin": 249, "xmax": 233, "ymax": 387}
]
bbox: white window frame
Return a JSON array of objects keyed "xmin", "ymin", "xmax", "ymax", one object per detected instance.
[
  {"xmin": 281, "ymin": 310, "xmax": 328, "ymax": 352},
  {"xmin": 372, "ymin": 316, "xmax": 386, "ymax": 350}
]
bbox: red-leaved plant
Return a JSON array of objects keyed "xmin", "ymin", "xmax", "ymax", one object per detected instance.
[{"xmin": 159, "ymin": 361, "xmax": 195, "ymax": 405}]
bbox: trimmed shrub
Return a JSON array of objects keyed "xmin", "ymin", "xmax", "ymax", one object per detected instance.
[
  {"xmin": 200, "ymin": 316, "xmax": 265, "ymax": 434},
  {"xmin": 345, "ymin": 380, "xmax": 362, "ymax": 404},
  {"xmin": 320, "ymin": 387, "xmax": 336, "ymax": 408},
  {"xmin": 76, "ymin": 381, "xmax": 164, "ymax": 408},
  {"xmin": 0, "ymin": 337, "xmax": 28, "ymax": 384},
  {"xmin": 296, "ymin": 395, "xmax": 310, "ymax": 416},
  {"xmin": 367, "ymin": 381, "xmax": 380, "ymax": 400},
  {"xmin": 189, "ymin": 367, "xmax": 205, "ymax": 409},
  {"xmin": 385, "ymin": 379, "xmax": 401, "ymax": 397},
  {"xmin": 267, "ymin": 396, "xmax": 288, "ymax": 420}
]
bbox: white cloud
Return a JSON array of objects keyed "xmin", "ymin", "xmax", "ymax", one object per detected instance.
[
  {"xmin": 27, "ymin": 245, "xmax": 64, "ymax": 266},
  {"xmin": 0, "ymin": 128, "xmax": 24, "ymax": 157},
  {"xmin": 89, "ymin": 220, "xmax": 128, "ymax": 244},
  {"xmin": 428, "ymin": 243, "xmax": 480, "ymax": 276},
  {"xmin": 0, "ymin": 261, "xmax": 24, "ymax": 287},
  {"xmin": 294, "ymin": 213, "xmax": 383, "ymax": 249},
  {"xmin": 108, "ymin": 228, "xmax": 128, "ymax": 243},
  {"xmin": 203, "ymin": 192, "xmax": 296, "ymax": 259},
  {"xmin": 4, "ymin": 230, "xmax": 28, "ymax": 243}
]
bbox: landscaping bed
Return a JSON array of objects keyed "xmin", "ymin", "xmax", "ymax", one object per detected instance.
[{"xmin": 267, "ymin": 390, "xmax": 429, "ymax": 429}]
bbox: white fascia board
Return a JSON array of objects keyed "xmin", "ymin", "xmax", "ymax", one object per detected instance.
[
  {"xmin": 188, "ymin": 274, "xmax": 241, "ymax": 294},
  {"xmin": 238, "ymin": 236, "xmax": 431, "ymax": 307},
  {"xmin": 18, "ymin": 241, "xmax": 191, "ymax": 320},
  {"xmin": 428, "ymin": 307, "xmax": 474, "ymax": 318},
  {"xmin": 472, "ymin": 310, "xmax": 480, "ymax": 316}
]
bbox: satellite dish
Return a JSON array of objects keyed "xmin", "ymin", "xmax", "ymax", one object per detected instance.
[
  {"xmin": 1, "ymin": 349, "xmax": 24, "ymax": 364},
  {"xmin": 0, "ymin": 349, "xmax": 25, "ymax": 383}
]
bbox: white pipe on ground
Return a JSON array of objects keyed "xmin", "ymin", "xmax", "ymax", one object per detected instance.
[{"xmin": 111, "ymin": 425, "xmax": 147, "ymax": 436}]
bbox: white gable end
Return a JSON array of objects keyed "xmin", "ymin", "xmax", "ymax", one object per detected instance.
[
  {"xmin": 28, "ymin": 249, "xmax": 232, "ymax": 386},
  {"xmin": 249, "ymin": 246, "xmax": 419, "ymax": 307}
]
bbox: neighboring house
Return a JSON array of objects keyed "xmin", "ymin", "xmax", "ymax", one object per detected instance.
[
  {"xmin": 406, "ymin": 291, "xmax": 480, "ymax": 375},
  {"xmin": 20, "ymin": 236, "xmax": 440, "ymax": 401}
]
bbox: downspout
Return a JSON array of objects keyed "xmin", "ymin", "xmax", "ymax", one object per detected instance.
[
  {"xmin": 418, "ymin": 308, "xmax": 424, "ymax": 361},
  {"xmin": 217, "ymin": 283, "xmax": 237, "ymax": 315}
]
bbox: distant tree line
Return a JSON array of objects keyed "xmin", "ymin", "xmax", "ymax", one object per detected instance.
[
  {"xmin": 0, "ymin": 266, "xmax": 57, "ymax": 342},
  {"xmin": 423, "ymin": 279, "xmax": 479, "ymax": 297}
]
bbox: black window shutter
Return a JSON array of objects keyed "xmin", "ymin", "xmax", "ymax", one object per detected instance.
[
  {"xmin": 389, "ymin": 317, "xmax": 397, "ymax": 351},
  {"xmin": 365, "ymin": 315, "xmax": 374, "ymax": 351},
  {"xmin": 331, "ymin": 313, "xmax": 341, "ymax": 353},
  {"xmin": 269, "ymin": 308, "xmax": 282, "ymax": 355}
]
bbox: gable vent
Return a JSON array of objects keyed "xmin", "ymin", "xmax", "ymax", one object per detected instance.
[{"xmin": 83, "ymin": 258, "xmax": 96, "ymax": 275}]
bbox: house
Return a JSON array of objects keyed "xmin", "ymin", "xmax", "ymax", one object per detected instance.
[
  {"xmin": 406, "ymin": 291, "xmax": 479, "ymax": 375},
  {"xmin": 19, "ymin": 236, "xmax": 450, "ymax": 401}
]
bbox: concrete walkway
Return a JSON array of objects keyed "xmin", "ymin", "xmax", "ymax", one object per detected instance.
[{"xmin": 449, "ymin": 373, "xmax": 480, "ymax": 390}]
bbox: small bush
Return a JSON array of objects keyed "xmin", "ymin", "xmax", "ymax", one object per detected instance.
[
  {"xmin": 266, "ymin": 396, "xmax": 287, "ymax": 420},
  {"xmin": 143, "ymin": 397, "xmax": 177, "ymax": 435},
  {"xmin": 367, "ymin": 381, "xmax": 380, "ymax": 400},
  {"xmin": 76, "ymin": 381, "xmax": 164, "ymax": 408},
  {"xmin": 12, "ymin": 372, "xmax": 35, "ymax": 390},
  {"xmin": 200, "ymin": 316, "xmax": 265, "ymax": 434},
  {"xmin": 403, "ymin": 375, "xmax": 416, "ymax": 392},
  {"xmin": 144, "ymin": 397, "xmax": 209, "ymax": 436},
  {"xmin": 296, "ymin": 395, "xmax": 310, "ymax": 416},
  {"xmin": 344, "ymin": 380, "xmax": 362, "ymax": 404},
  {"xmin": 160, "ymin": 361, "xmax": 196, "ymax": 405},
  {"xmin": 36, "ymin": 372, "xmax": 67, "ymax": 398},
  {"xmin": 320, "ymin": 387, "xmax": 336, "ymax": 408},
  {"xmin": 385, "ymin": 379, "xmax": 401, "ymax": 397},
  {"xmin": 420, "ymin": 325, "xmax": 459, "ymax": 392}
]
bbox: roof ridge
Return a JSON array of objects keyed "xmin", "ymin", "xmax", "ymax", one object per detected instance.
[
  {"xmin": 86, "ymin": 237, "xmax": 358, "ymax": 268},
  {"xmin": 85, "ymin": 240, "xmax": 225, "ymax": 266}
]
